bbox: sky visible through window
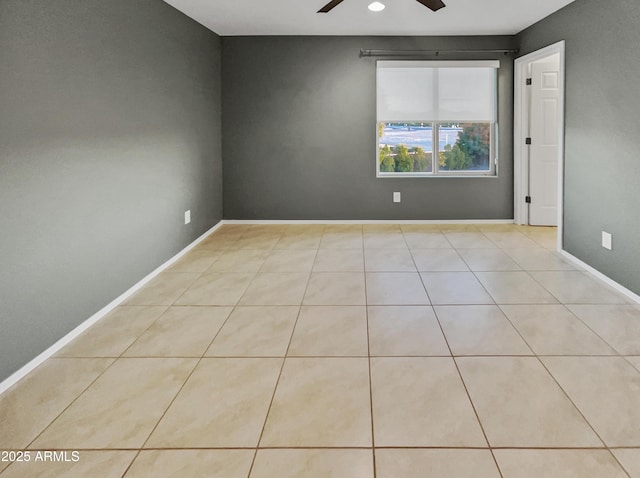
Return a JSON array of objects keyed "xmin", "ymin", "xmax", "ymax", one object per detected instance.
[{"xmin": 379, "ymin": 124, "xmax": 460, "ymax": 152}]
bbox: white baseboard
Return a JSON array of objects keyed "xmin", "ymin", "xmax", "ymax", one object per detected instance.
[
  {"xmin": 560, "ymin": 250, "xmax": 640, "ymax": 305},
  {"xmin": 224, "ymin": 219, "xmax": 515, "ymax": 225},
  {"xmin": 0, "ymin": 220, "xmax": 223, "ymax": 397}
]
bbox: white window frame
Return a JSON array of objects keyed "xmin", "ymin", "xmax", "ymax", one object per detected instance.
[{"xmin": 376, "ymin": 60, "xmax": 499, "ymax": 178}]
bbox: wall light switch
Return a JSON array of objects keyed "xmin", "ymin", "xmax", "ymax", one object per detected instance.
[
  {"xmin": 602, "ymin": 231, "xmax": 612, "ymax": 250},
  {"xmin": 393, "ymin": 192, "xmax": 401, "ymax": 203},
  {"xmin": 184, "ymin": 210, "xmax": 191, "ymax": 225}
]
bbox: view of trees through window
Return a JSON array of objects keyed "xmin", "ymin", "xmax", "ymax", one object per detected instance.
[{"xmin": 378, "ymin": 122, "xmax": 492, "ymax": 174}]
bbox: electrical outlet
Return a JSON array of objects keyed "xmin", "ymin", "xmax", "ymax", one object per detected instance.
[
  {"xmin": 184, "ymin": 210, "xmax": 191, "ymax": 225},
  {"xmin": 602, "ymin": 231, "xmax": 612, "ymax": 250},
  {"xmin": 393, "ymin": 192, "xmax": 401, "ymax": 203}
]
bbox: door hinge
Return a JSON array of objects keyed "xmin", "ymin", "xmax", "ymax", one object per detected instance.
[
  {"xmin": 525, "ymin": 196, "xmax": 532, "ymax": 204},
  {"xmin": 525, "ymin": 137, "xmax": 532, "ymax": 145},
  {"xmin": 526, "ymin": 78, "xmax": 532, "ymax": 85}
]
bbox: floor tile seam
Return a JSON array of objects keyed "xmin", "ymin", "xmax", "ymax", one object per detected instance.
[
  {"xmin": 479, "ymin": 230, "xmax": 539, "ymax": 250},
  {"xmin": 273, "ymin": 235, "xmax": 325, "ymax": 250},
  {"xmin": 439, "ymin": 231, "xmax": 457, "ymax": 249},
  {"xmin": 22, "ymin": 357, "xmax": 122, "ymax": 452},
  {"xmin": 510, "ymin": 302, "xmax": 624, "ymax": 357},
  {"xmin": 258, "ymin": 247, "xmax": 320, "ymax": 274},
  {"xmin": 493, "ymin": 305, "xmax": 627, "ymax": 458},
  {"xmin": 375, "ymin": 445, "xmax": 617, "ymax": 450},
  {"xmin": 562, "ymin": 300, "xmax": 634, "ymax": 305},
  {"xmin": 118, "ymin": 448, "xmax": 142, "ymax": 476},
  {"xmin": 320, "ymin": 229, "xmax": 364, "ymax": 249},
  {"xmin": 117, "ymin": 306, "xmax": 179, "ymax": 359},
  {"xmin": 364, "ymin": 266, "xmax": 419, "ymax": 272},
  {"xmin": 249, "ymin": 251, "xmax": 319, "ymax": 475},
  {"xmin": 454, "ymin": 246, "xmax": 486, "ymax": 274},
  {"xmin": 484, "ymin": 245, "xmax": 540, "ymax": 270},
  {"xmin": 64, "ymin": 306, "xmax": 171, "ymax": 358},
  {"xmin": 420, "ymin": 262, "xmax": 504, "ymax": 478},
  {"xmin": 51, "ymin": 353, "xmax": 634, "ymax": 360},
  {"xmin": 459, "ymin": 266, "xmax": 497, "ymax": 306},
  {"xmin": 455, "ymin": 247, "xmax": 574, "ymax": 272},
  {"xmin": 197, "ymin": 303, "xmax": 243, "ymax": 365},
  {"xmin": 158, "ymin": 268, "xmax": 208, "ymax": 308},
  {"xmin": 526, "ymin": 268, "xmax": 627, "ymax": 305},
  {"xmin": 429, "ymin": 305, "xmax": 504, "ymax": 478},
  {"xmin": 532, "ymin": 354, "xmax": 610, "ymax": 451},
  {"xmin": 312, "ymin": 268, "xmax": 367, "ymax": 273},
  {"xmin": 560, "ymin": 306, "xmax": 629, "ymax": 358},
  {"xmin": 406, "ymin": 246, "xmax": 456, "ymax": 251},
  {"xmin": 363, "ymin": 245, "xmax": 410, "ymax": 251},
  {"xmin": 489, "ymin": 305, "xmax": 535, "ymax": 357},
  {"xmin": 272, "ymin": 244, "xmax": 322, "ymax": 251},
  {"xmin": 123, "ymin": 304, "xmax": 235, "ymax": 308},
  {"xmin": 522, "ymin": 316, "xmax": 636, "ymax": 478},
  {"xmin": 134, "ymin": 303, "xmax": 238, "ymax": 462},
  {"xmin": 610, "ymin": 450, "xmax": 635, "ymax": 478},
  {"xmin": 427, "ymin": 305, "xmax": 490, "ymax": 446},
  {"xmin": 363, "ymin": 248, "xmax": 378, "ymax": 478},
  {"xmin": 9, "ymin": 445, "xmax": 632, "ymax": 451},
  {"xmin": 472, "ymin": 269, "xmax": 562, "ymax": 305},
  {"xmin": 235, "ymin": 266, "xmax": 311, "ymax": 308},
  {"xmin": 625, "ymin": 358, "xmax": 640, "ymax": 374},
  {"xmin": 134, "ymin": 358, "xmax": 203, "ymax": 452},
  {"xmin": 407, "ymin": 251, "xmax": 434, "ymax": 309}
]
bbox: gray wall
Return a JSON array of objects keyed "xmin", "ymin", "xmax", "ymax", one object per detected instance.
[
  {"xmin": 0, "ymin": 0, "xmax": 223, "ymax": 380},
  {"xmin": 519, "ymin": 0, "xmax": 640, "ymax": 295},
  {"xmin": 222, "ymin": 36, "xmax": 517, "ymax": 220}
]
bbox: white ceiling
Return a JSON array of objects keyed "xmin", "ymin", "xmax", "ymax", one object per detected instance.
[{"xmin": 162, "ymin": 0, "xmax": 575, "ymax": 36}]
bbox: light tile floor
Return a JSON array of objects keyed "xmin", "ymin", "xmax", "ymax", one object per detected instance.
[{"xmin": 1, "ymin": 224, "xmax": 640, "ymax": 477}]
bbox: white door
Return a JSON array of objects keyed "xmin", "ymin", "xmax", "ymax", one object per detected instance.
[{"xmin": 528, "ymin": 59, "xmax": 560, "ymax": 226}]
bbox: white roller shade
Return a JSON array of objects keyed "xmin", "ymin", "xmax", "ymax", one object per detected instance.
[
  {"xmin": 377, "ymin": 66, "xmax": 435, "ymax": 121},
  {"xmin": 377, "ymin": 60, "xmax": 498, "ymax": 122}
]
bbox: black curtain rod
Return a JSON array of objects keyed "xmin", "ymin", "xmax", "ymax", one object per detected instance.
[{"xmin": 359, "ymin": 48, "xmax": 519, "ymax": 58}]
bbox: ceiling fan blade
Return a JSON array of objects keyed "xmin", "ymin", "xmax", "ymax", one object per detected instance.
[
  {"xmin": 415, "ymin": 0, "xmax": 446, "ymax": 12},
  {"xmin": 317, "ymin": 0, "xmax": 345, "ymax": 13}
]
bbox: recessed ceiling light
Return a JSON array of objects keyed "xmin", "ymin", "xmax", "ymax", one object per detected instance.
[{"xmin": 368, "ymin": 1, "xmax": 385, "ymax": 12}]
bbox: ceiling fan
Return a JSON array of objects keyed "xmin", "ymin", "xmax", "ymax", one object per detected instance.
[{"xmin": 317, "ymin": 0, "xmax": 446, "ymax": 13}]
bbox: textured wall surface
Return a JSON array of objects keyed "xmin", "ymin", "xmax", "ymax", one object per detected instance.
[
  {"xmin": 519, "ymin": 0, "xmax": 640, "ymax": 295},
  {"xmin": 222, "ymin": 36, "xmax": 517, "ymax": 221},
  {"xmin": 0, "ymin": 0, "xmax": 223, "ymax": 380}
]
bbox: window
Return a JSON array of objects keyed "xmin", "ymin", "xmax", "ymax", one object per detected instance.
[{"xmin": 376, "ymin": 61, "xmax": 499, "ymax": 177}]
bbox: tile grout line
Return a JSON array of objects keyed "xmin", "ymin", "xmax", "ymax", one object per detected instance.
[
  {"xmin": 128, "ymin": 268, "xmax": 204, "ymax": 309},
  {"xmin": 1, "ymin": 357, "xmax": 123, "ymax": 477},
  {"xmin": 9, "ymin": 445, "xmax": 635, "ymax": 451},
  {"xmin": 201, "ymin": 226, "xmax": 287, "ymax": 478},
  {"xmin": 428, "ymin": 302, "xmax": 505, "ymax": 478},
  {"xmin": 412, "ymin": 233, "xmax": 505, "ymax": 477},
  {"xmin": 116, "ymin": 306, "xmax": 180, "ymax": 359},
  {"xmin": 488, "ymin": 234, "xmax": 632, "ymax": 476},
  {"xmin": 363, "ymin": 240, "xmax": 377, "ymax": 478},
  {"xmin": 119, "ymin": 299, "xmax": 240, "ymax": 477},
  {"xmin": 46, "ymin": 353, "xmax": 640, "ymax": 359},
  {"xmin": 533, "ymin": 357, "xmax": 632, "ymax": 478},
  {"xmin": 526, "ymin": 268, "xmax": 629, "ymax": 306},
  {"xmin": 8, "ymin": 225, "xmax": 640, "ymax": 476},
  {"xmin": 523, "ymin": 272, "xmax": 636, "ymax": 352},
  {"xmin": 11, "ymin": 253, "xmax": 219, "ymax": 476},
  {"xmin": 496, "ymin": 304, "xmax": 633, "ymax": 478},
  {"xmin": 560, "ymin": 305, "xmax": 632, "ymax": 361},
  {"xmin": 409, "ymin": 237, "xmax": 503, "ymax": 477},
  {"xmin": 245, "ymin": 242, "xmax": 317, "ymax": 478}
]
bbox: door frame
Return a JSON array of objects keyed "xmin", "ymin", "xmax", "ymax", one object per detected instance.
[{"xmin": 513, "ymin": 40, "xmax": 565, "ymax": 250}]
